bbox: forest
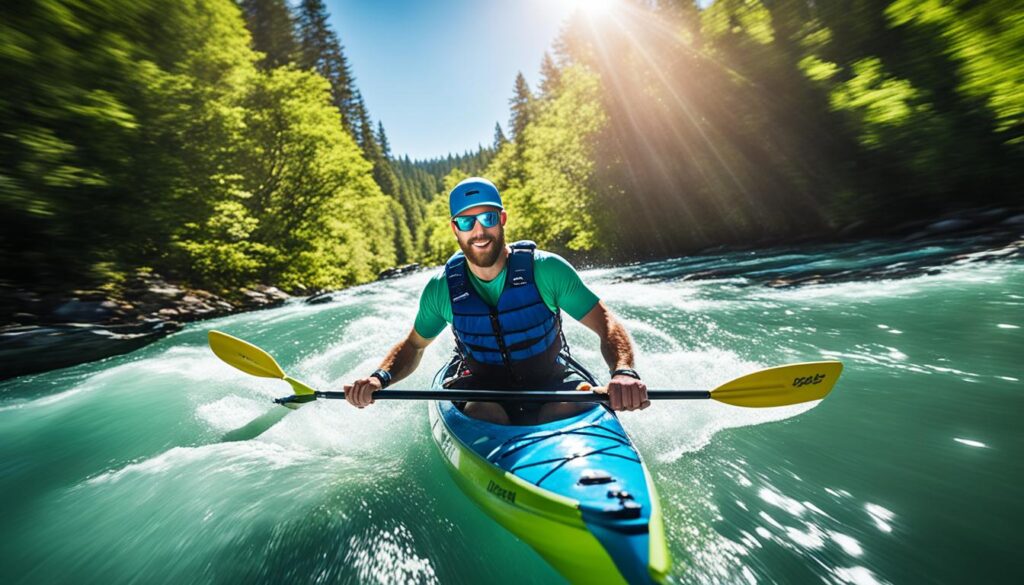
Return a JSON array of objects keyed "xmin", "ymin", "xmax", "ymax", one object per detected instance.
[{"xmin": 1, "ymin": 0, "xmax": 1019, "ymax": 298}]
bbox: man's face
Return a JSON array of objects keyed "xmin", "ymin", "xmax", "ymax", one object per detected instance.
[{"xmin": 451, "ymin": 205, "xmax": 507, "ymax": 268}]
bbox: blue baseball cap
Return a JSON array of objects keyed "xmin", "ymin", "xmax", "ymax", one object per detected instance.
[{"xmin": 449, "ymin": 177, "xmax": 503, "ymax": 217}]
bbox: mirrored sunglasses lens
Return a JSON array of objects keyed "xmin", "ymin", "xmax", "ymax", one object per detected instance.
[
  {"xmin": 478, "ymin": 212, "xmax": 499, "ymax": 228},
  {"xmin": 453, "ymin": 216, "xmax": 475, "ymax": 231}
]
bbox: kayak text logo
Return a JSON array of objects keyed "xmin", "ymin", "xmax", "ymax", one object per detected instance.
[
  {"xmin": 793, "ymin": 373, "xmax": 826, "ymax": 387},
  {"xmin": 487, "ymin": 480, "xmax": 517, "ymax": 504}
]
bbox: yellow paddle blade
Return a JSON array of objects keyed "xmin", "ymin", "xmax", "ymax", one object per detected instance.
[
  {"xmin": 208, "ymin": 330, "xmax": 286, "ymax": 379},
  {"xmin": 711, "ymin": 361, "xmax": 843, "ymax": 408},
  {"xmin": 283, "ymin": 376, "xmax": 317, "ymax": 397}
]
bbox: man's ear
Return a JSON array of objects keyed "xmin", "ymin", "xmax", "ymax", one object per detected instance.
[
  {"xmin": 500, "ymin": 211, "xmax": 508, "ymax": 226},
  {"xmin": 450, "ymin": 220, "xmax": 457, "ymax": 236}
]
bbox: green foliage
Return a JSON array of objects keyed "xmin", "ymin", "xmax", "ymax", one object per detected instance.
[
  {"xmin": 295, "ymin": 0, "xmax": 358, "ymax": 133},
  {"xmin": 508, "ymin": 72, "xmax": 535, "ymax": 142},
  {"xmin": 702, "ymin": 0, "xmax": 774, "ymax": 46},
  {"xmin": 418, "ymin": 195, "xmax": 459, "ymax": 267},
  {"xmin": 4, "ymin": 0, "xmax": 1020, "ymax": 295},
  {"xmin": 494, "ymin": 66, "xmax": 605, "ymax": 252},
  {"xmin": 1, "ymin": 0, "xmax": 400, "ymax": 296},
  {"xmin": 174, "ymin": 200, "xmax": 277, "ymax": 291},
  {"xmin": 496, "ymin": 0, "xmax": 1023, "ymax": 259},
  {"xmin": 830, "ymin": 58, "xmax": 929, "ymax": 148},
  {"xmin": 415, "ymin": 169, "xmax": 470, "ymax": 266},
  {"xmin": 239, "ymin": 0, "xmax": 297, "ymax": 69},
  {"xmin": 391, "ymin": 146, "xmax": 497, "ymax": 259},
  {"xmin": 886, "ymin": 0, "xmax": 1023, "ymax": 145},
  {"xmin": 493, "ymin": 122, "xmax": 508, "ymax": 150}
]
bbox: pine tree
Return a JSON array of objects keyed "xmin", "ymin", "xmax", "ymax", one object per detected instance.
[
  {"xmin": 351, "ymin": 91, "xmax": 374, "ymax": 152},
  {"xmin": 539, "ymin": 51, "xmax": 562, "ymax": 98},
  {"xmin": 509, "ymin": 72, "xmax": 535, "ymax": 141},
  {"xmin": 376, "ymin": 120, "xmax": 392, "ymax": 159},
  {"xmin": 493, "ymin": 122, "xmax": 508, "ymax": 149},
  {"xmin": 239, "ymin": 0, "xmax": 297, "ymax": 69},
  {"xmin": 294, "ymin": 0, "xmax": 358, "ymax": 133}
]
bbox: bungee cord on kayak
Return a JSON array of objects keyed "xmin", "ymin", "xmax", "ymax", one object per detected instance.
[{"xmin": 493, "ymin": 424, "xmax": 641, "ymax": 488}]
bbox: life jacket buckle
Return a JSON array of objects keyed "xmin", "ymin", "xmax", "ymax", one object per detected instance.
[{"xmin": 510, "ymin": 268, "xmax": 527, "ymax": 287}]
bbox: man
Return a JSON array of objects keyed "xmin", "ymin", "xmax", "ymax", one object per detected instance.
[{"xmin": 344, "ymin": 177, "xmax": 648, "ymax": 424}]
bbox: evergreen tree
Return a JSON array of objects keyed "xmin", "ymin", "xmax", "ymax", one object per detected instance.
[
  {"xmin": 509, "ymin": 72, "xmax": 535, "ymax": 141},
  {"xmin": 239, "ymin": 0, "xmax": 297, "ymax": 69},
  {"xmin": 294, "ymin": 0, "xmax": 358, "ymax": 132},
  {"xmin": 493, "ymin": 122, "xmax": 508, "ymax": 149},
  {"xmin": 539, "ymin": 51, "xmax": 562, "ymax": 98},
  {"xmin": 351, "ymin": 90, "xmax": 374, "ymax": 152},
  {"xmin": 376, "ymin": 120, "xmax": 392, "ymax": 159}
]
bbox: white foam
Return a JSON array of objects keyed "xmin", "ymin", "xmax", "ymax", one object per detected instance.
[
  {"xmin": 89, "ymin": 441, "xmax": 319, "ymax": 485},
  {"xmin": 953, "ymin": 437, "xmax": 987, "ymax": 448},
  {"xmin": 865, "ymin": 503, "xmax": 895, "ymax": 533},
  {"xmin": 832, "ymin": 566, "xmax": 888, "ymax": 585},
  {"xmin": 829, "ymin": 531, "xmax": 864, "ymax": 557},
  {"xmin": 195, "ymin": 395, "xmax": 269, "ymax": 432}
]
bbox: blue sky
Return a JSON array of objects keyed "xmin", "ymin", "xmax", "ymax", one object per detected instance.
[{"xmin": 324, "ymin": 0, "xmax": 581, "ymax": 160}]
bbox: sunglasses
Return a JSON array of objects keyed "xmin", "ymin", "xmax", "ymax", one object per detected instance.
[{"xmin": 451, "ymin": 210, "xmax": 501, "ymax": 232}]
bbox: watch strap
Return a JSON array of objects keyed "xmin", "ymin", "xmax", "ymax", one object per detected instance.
[
  {"xmin": 611, "ymin": 368, "xmax": 641, "ymax": 380},
  {"xmin": 370, "ymin": 369, "xmax": 392, "ymax": 389}
]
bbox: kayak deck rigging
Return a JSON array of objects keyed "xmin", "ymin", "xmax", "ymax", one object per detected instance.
[{"xmin": 487, "ymin": 421, "xmax": 642, "ymax": 488}]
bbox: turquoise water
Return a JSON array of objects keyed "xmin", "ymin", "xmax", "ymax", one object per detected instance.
[{"xmin": 2, "ymin": 244, "xmax": 1022, "ymax": 584}]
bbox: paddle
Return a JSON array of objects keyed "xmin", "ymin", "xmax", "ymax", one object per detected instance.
[{"xmin": 209, "ymin": 330, "xmax": 842, "ymax": 408}]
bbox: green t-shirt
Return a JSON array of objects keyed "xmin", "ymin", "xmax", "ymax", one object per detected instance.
[{"xmin": 414, "ymin": 250, "xmax": 600, "ymax": 339}]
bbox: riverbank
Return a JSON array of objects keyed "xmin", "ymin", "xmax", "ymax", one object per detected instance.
[{"xmin": 0, "ymin": 270, "xmax": 290, "ymax": 380}]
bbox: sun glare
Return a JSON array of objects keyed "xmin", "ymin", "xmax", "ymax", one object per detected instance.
[{"xmin": 564, "ymin": 0, "xmax": 617, "ymax": 17}]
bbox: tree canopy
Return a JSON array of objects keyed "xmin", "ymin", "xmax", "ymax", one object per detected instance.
[{"xmin": 2, "ymin": 0, "xmax": 1018, "ymax": 301}]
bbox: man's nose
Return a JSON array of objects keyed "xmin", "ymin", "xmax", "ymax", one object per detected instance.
[{"xmin": 469, "ymin": 220, "xmax": 487, "ymax": 237}]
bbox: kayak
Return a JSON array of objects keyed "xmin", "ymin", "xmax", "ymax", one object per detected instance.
[{"xmin": 428, "ymin": 368, "xmax": 671, "ymax": 583}]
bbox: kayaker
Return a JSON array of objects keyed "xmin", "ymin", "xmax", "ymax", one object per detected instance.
[{"xmin": 344, "ymin": 177, "xmax": 649, "ymax": 424}]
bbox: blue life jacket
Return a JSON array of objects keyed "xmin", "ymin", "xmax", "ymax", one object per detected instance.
[{"xmin": 445, "ymin": 241, "xmax": 563, "ymax": 384}]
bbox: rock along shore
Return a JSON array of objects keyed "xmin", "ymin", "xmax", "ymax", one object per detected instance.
[{"xmin": 0, "ymin": 270, "xmax": 289, "ymax": 381}]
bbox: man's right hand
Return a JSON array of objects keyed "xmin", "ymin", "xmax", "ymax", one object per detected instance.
[{"xmin": 343, "ymin": 376, "xmax": 382, "ymax": 408}]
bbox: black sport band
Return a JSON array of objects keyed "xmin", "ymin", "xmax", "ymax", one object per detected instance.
[
  {"xmin": 370, "ymin": 369, "xmax": 392, "ymax": 389},
  {"xmin": 611, "ymin": 368, "xmax": 641, "ymax": 380}
]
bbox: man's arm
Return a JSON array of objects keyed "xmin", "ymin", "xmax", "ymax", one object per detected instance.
[
  {"xmin": 579, "ymin": 300, "xmax": 635, "ymax": 371},
  {"xmin": 344, "ymin": 328, "xmax": 433, "ymax": 408},
  {"xmin": 579, "ymin": 301, "xmax": 649, "ymax": 411}
]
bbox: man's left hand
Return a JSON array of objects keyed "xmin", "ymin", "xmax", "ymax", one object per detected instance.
[{"xmin": 604, "ymin": 375, "xmax": 650, "ymax": 411}]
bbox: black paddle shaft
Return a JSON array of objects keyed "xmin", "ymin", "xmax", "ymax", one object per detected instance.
[{"xmin": 273, "ymin": 389, "xmax": 712, "ymax": 405}]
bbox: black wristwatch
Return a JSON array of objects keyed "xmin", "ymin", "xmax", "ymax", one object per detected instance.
[
  {"xmin": 370, "ymin": 369, "xmax": 392, "ymax": 389},
  {"xmin": 611, "ymin": 368, "xmax": 642, "ymax": 380}
]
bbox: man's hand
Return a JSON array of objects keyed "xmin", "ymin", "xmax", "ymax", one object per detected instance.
[
  {"xmin": 606, "ymin": 374, "xmax": 650, "ymax": 411},
  {"xmin": 343, "ymin": 376, "xmax": 382, "ymax": 408},
  {"xmin": 581, "ymin": 375, "xmax": 650, "ymax": 411}
]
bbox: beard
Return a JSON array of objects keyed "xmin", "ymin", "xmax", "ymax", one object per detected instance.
[{"xmin": 458, "ymin": 228, "xmax": 506, "ymax": 268}]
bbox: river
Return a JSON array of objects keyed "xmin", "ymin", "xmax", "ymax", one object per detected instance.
[{"xmin": 1, "ymin": 240, "xmax": 1021, "ymax": 584}]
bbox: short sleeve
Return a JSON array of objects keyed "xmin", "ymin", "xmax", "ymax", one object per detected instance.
[
  {"xmin": 413, "ymin": 273, "xmax": 450, "ymax": 339},
  {"xmin": 534, "ymin": 252, "xmax": 600, "ymax": 321}
]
